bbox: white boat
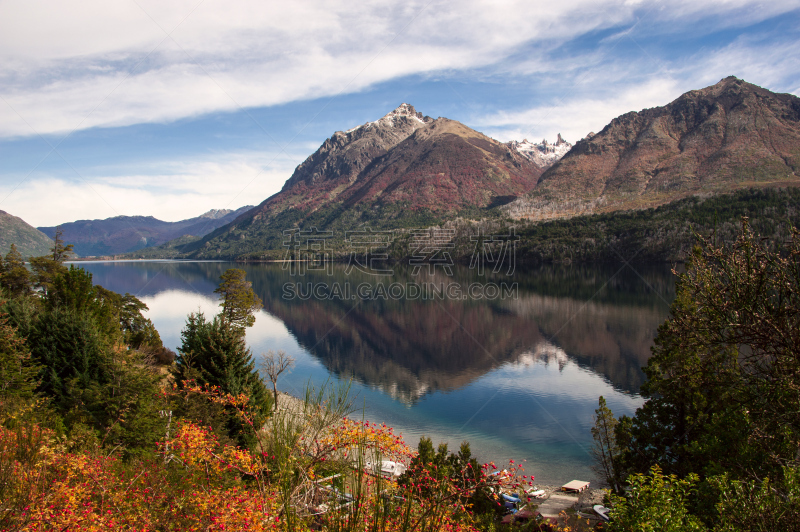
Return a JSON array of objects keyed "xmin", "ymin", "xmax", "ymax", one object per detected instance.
[
  {"xmin": 365, "ymin": 460, "xmax": 406, "ymax": 479},
  {"xmin": 593, "ymin": 504, "xmax": 611, "ymax": 522}
]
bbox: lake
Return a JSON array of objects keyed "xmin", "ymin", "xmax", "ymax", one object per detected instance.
[{"xmin": 77, "ymin": 259, "xmax": 675, "ymax": 486}]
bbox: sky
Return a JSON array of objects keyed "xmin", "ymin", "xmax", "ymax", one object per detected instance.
[{"xmin": 1, "ymin": 0, "xmax": 799, "ymax": 227}]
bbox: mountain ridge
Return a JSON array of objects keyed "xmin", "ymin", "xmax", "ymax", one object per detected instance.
[
  {"xmin": 132, "ymin": 78, "xmax": 799, "ymax": 261},
  {"xmin": 505, "ymin": 76, "xmax": 800, "ymax": 220},
  {"xmin": 0, "ymin": 210, "xmax": 53, "ymax": 259},
  {"xmin": 39, "ymin": 206, "xmax": 254, "ymax": 257},
  {"xmin": 173, "ymin": 104, "xmax": 561, "ymax": 259}
]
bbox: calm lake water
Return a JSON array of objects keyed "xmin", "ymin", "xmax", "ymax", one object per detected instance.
[{"xmin": 77, "ymin": 260, "xmax": 675, "ymax": 485}]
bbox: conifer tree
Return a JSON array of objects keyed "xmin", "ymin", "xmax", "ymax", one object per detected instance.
[
  {"xmin": 214, "ymin": 268, "xmax": 262, "ymax": 330},
  {"xmin": 592, "ymin": 396, "xmax": 624, "ymax": 493},
  {"xmin": 0, "ymin": 244, "xmax": 32, "ymax": 298},
  {"xmin": 30, "ymin": 307, "xmax": 112, "ymax": 415},
  {"xmin": 0, "ymin": 310, "xmax": 40, "ymax": 418},
  {"xmin": 174, "ymin": 312, "xmax": 271, "ymax": 446},
  {"xmin": 50, "ymin": 227, "xmax": 74, "ymax": 263}
]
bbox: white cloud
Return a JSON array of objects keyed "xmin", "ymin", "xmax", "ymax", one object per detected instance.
[
  {"xmin": 476, "ymin": 32, "xmax": 800, "ymax": 143},
  {"xmin": 478, "ymin": 77, "xmax": 684, "ymax": 143},
  {"xmin": 0, "ymin": 150, "xmax": 299, "ymax": 226},
  {"xmin": 1, "ymin": 0, "xmax": 796, "ymax": 138}
]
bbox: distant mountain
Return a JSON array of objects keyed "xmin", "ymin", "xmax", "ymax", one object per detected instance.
[
  {"xmin": 0, "ymin": 210, "xmax": 53, "ymax": 258},
  {"xmin": 506, "ymin": 77, "xmax": 800, "ymax": 220},
  {"xmin": 177, "ymin": 104, "xmax": 564, "ymax": 259},
  {"xmin": 506, "ymin": 134, "xmax": 572, "ymax": 168},
  {"xmin": 39, "ymin": 206, "xmax": 254, "ymax": 257}
]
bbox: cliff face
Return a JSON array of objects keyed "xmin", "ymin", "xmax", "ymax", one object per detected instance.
[{"xmin": 507, "ymin": 77, "xmax": 800, "ymax": 220}]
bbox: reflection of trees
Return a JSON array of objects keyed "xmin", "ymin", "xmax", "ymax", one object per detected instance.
[
  {"xmin": 502, "ymin": 295, "xmax": 669, "ymax": 393},
  {"xmin": 80, "ymin": 261, "xmax": 675, "ymax": 399},
  {"xmin": 78, "ymin": 261, "xmax": 228, "ymax": 297},
  {"xmin": 263, "ymin": 296, "xmax": 544, "ymax": 403}
]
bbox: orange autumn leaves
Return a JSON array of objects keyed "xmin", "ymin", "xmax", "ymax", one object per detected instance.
[
  {"xmin": 2, "ymin": 384, "xmax": 529, "ymax": 532},
  {"xmin": 2, "ymin": 421, "xmax": 283, "ymax": 531}
]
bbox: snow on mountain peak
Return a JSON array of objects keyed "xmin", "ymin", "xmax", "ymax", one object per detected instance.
[
  {"xmin": 507, "ymin": 134, "xmax": 572, "ymax": 168},
  {"xmin": 345, "ymin": 104, "xmax": 432, "ymax": 134},
  {"xmin": 199, "ymin": 208, "xmax": 233, "ymax": 219}
]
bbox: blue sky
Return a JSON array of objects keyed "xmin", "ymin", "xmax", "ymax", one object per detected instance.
[{"xmin": 1, "ymin": 0, "xmax": 799, "ymax": 227}]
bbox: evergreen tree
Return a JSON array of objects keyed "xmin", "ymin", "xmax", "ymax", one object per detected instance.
[
  {"xmin": 617, "ymin": 221, "xmax": 800, "ymax": 482},
  {"xmin": 28, "ymin": 302, "xmax": 164, "ymax": 454},
  {"xmin": 174, "ymin": 312, "xmax": 271, "ymax": 447},
  {"xmin": 50, "ymin": 227, "xmax": 74, "ymax": 263},
  {"xmin": 116, "ymin": 293, "xmax": 162, "ymax": 349},
  {"xmin": 0, "ymin": 310, "xmax": 40, "ymax": 419},
  {"xmin": 0, "ymin": 245, "xmax": 32, "ymax": 298},
  {"xmin": 592, "ymin": 396, "xmax": 624, "ymax": 493},
  {"xmin": 28, "ymin": 227, "xmax": 74, "ymax": 297},
  {"xmin": 214, "ymin": 268, "xmax": 262, "ymax": 330},
  {"xmin": 29, "ymin": 307, "xmax": 112, "ymax": 415}
]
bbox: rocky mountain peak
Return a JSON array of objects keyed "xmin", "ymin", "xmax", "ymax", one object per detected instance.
[
  {"xmin": 284, "ymin": 104, "xmax": 437, "ymax": 190},
  {"xmin": 383, "ymin": 103, "xmax": 425, "ymax": 121},
  {"xmin": 507, "ymin": 135, "xmax": 573, "ymax": 168},
  {"xmin": 345, "ymin": 103, "xmax": 433, "ymax": 135},
  {"xmin": 200, "ymin": 208, "xmax": 233, "ymax": 219},
  {"xmin": 505, "ymin": 77, "xmax": 800, "ymax": 221}
]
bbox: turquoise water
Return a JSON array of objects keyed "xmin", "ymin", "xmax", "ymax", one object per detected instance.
[{"xmin": 78, "ymin": 260, "xmax": 674, "ymax": 485}]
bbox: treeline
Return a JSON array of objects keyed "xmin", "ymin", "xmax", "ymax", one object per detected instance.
[
  {"xmin": 129, "ymin": 187, "xmax": 800, "ymax": 266},
  {"xmin": 0, "ymin": 234, "xmax": 275, "ymax": 453},
  {"xmin": 511, "ymin": 187, "xmax": 800, "ymax": 264}
]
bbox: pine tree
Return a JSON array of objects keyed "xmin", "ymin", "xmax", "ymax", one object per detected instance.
[
  {"xmin": 0, "ymin": 244, "xmax": 32, "ymax": 297},
  {"xmin": 174, "ymin": 312, "xmax": 271, "ymax": 447},
  {"xmin": 0, "ymin": 310, "xmax": 40, "ymax": 418},
  {"xmin": 214, "ymin": 268, "xmax": 262, "ymax": 330},
  {"xmin": 29, "ymin": 227, "xmax": 74, "ymax": 297},
  {"xmin": 591, "ymin": 396, "xmax": 624, "ymax": 493}
]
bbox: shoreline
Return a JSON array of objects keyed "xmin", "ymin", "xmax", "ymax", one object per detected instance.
[{"xmin": 273, "ymin": 392, "xmax": 607, "ymax": 507}]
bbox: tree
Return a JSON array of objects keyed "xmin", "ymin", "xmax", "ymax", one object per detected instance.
[
  {"xmin": 261, "ymin": 350, "xmax": 294, "ymax": 410},
  {"xmin": 50, "ymin": 227, "xmax": 74, "ymax": 263},
  {"xmin": 173, "ymin": 312, "xmax": 271, "ymax": 446},
  {"xmin": 606, "ymin": 466, "xmax": 708, "ymax": 532},
  {"xmin": 214, "ymin": 268, "xmax": 262, "ymax": 330},
  {"xmin": 0, "ymin": 245, "xmax": 32, "ymax": 298},
  {"xmin": 0, "ymin": 310, "xmax": 39, "ymax": 419},
  {"xmin": 29, "ymin": 307, "xmax": 111, "ymax": 413},
  {"xmin": 592, "ymin": 396, "xmax": 624, "ymax": 493},
  {"xmin": 619, "ymin": 220, "xmax": 800, "ymax": 482}
]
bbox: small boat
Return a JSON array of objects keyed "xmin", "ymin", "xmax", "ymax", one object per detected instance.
[
  {"xmin": 364, "ymin": 460, "xmax": 407, "ymax": 479},
  {"xmin": 525, "ymin": 486, "xmax": 546, "ymax": 498},
  {"xmin": 593, "ymin": 504, "xmax": 611, "ymax": 522}
]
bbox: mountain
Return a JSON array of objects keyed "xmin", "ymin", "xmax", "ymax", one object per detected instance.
[
  {"xmin": 506, "ymin": 134, "xmax": 572, "ymax": 168},
  {"xmin": 0, "ymin": 210, "xmax": 53, "ymax": 258},
  {"xmin": 177, "ymin": 104, "xmax": 563, "ymax": 259},
  {"xmin": 258, "ymin": 103, "xmax": 552, "ymax": 213},
  {"xmin": 39, "ymin": 206, "xmax": 254, "ymax": 257},
  {"xmin": 506, "ymin": 77, "xmax": 800, "ymax": 220}
]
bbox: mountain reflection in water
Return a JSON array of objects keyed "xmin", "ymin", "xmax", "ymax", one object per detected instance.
[{"xmin": 78, "ymin": 260, "xmax": 674, "ymax": 483}]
